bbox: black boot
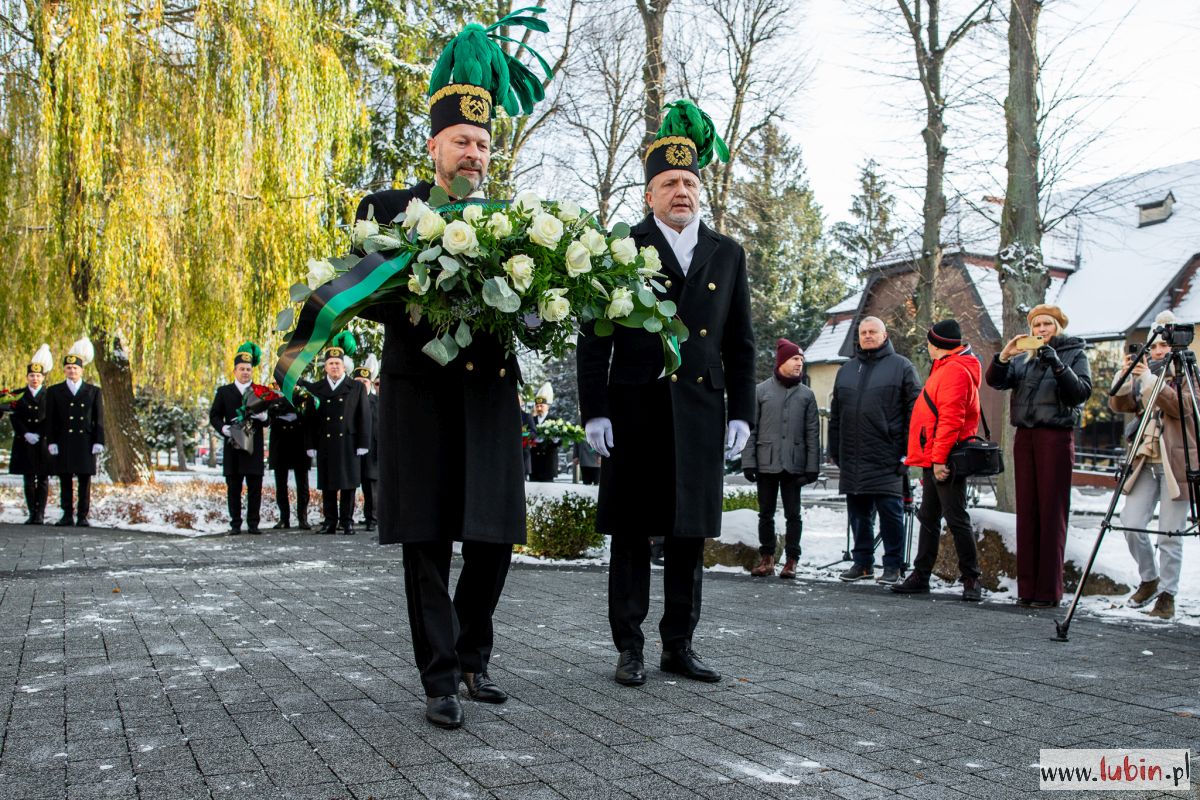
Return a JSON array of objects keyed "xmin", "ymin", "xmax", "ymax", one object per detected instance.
[{"xmin": 424, "ymin": 695, "xmax": 464, "ymax": 729}]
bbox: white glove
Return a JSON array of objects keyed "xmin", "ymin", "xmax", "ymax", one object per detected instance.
[
  {"xmin": 356, "ymin": 448, "xmax": 369, "ymax": 456},
  {"xmin": 221, "ymin": 425, "xmax": 231, "ymax": 437},
  {"xmin": 251, "ymin": 411, "xmax": 269, "ymax": 422},
  {"xmin": 306, "ymin": 449, "xmax": 317, "ymax": 458},
  {"xmin": 24, "ymin": 432, "xmax": 39, "ymax": 444},
  {"xmin": 279, "ymin": 413, "xmax": 297, "ymax": 422},
  {"xmin": 92, "ymin": 444, "xmax": 104, "ymax": 455},
  {"xmin": 724, "ymin": 419, "xmax": 750, "ymax": 461},
  {"xmin": 585, "ymin": 417, "xmax": 614, "ymax": 458},
  {"xmin": 48, "ymin": 444, "xmax": 59, "ymax": 455}
]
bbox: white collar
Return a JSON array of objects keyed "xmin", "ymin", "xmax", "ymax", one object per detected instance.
[
  {"xmin": 653, "ymin": 215, "xmax": 701, "ymax": 273},
  {"xmin": 233, "ymin": 379, "xmax": 252, "ymax": 393},
  {"xmin": 27, "ymin": 385, "xmax": 41, "ymax": 397},
  {"xmin": 328, "ymin": 376, "xmax": 344, "ymax": 390},
  {"xmin": 66, "ymin": 379, "xmax": 82, "ymax": 394}
]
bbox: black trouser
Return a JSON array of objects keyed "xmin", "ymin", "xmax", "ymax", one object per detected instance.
[
  {"xmin": 23, "ymin": 474, "xmax": 49, "ymax": 522},
  {"xmin": 226, "ymin": 474, "xmax": 263, "ymax": 530},
  {"xmin": 322, "ymin": 489, "xmax": 355, "ymax": 527},
  {"xmin": 609, "ymin": 534, "xmax": 705, "ymax": 655},
  {"xmin": 361, "ymin": 478, "xmax": 377, "ymax": 524},
  {"xmin": 580, "ymin": 466, "xmax": 600, "ymax": 486},
  {"xmin": 757, "ymin": 471, "xmax": 803, "ymax": 559},
  {"xmin": 273, "ymin": 467, "xmax": 309, "ymax": 524},
  {"xmin": 402, "ymin": 540, "xmax": 513, "ymax": 697},
  {"xmin": 58, "ymin": 474, "xmax": 91, "ymax": 521},
  {"xmin": 912, "ymin": 468, "xmax": 979, "ymax": 579}
]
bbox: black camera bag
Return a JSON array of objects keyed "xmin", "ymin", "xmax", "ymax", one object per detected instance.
[{"xmin": 922, "ymin": 389, "xmax": 1004, "ymax": 478}]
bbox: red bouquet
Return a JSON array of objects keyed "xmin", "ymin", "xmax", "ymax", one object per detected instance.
[
  {"xmin": 0, "ymin": 387, "xmax": 25, "ymax": 412},
  {"xmin": 231, "ymin": 384, "xmax": 286, "ymax": 452}
]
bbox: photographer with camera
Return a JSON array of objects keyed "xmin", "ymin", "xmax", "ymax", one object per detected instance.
[
  {"xmin": 986, "ymin": 304, "xmax": 1092, "ymax": 608},
  {"xmin": 1108, "ymin": 311, "xmax": 1191, "ymax": 619}
]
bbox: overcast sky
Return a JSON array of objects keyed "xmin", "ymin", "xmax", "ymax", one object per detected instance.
[{"xmin": 785, "ymin": 0, "xmax": 1200, "ymax": 227}]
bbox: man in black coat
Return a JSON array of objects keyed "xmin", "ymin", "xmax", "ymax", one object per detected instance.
[
  {"xmin": 268, "ymin": 392, "xmax": 312, "ymax": 530},
  {"xmin": 209, "ymin": 343, "xmax": 268, "ymax": 535},
  {"xmin": 301, "ymin": 346, "xmax": 369, "ymax": 536},
  {"xmin": 577, "ymin": 100, "xmax": 756, "ymax": 688},
  {"xmin": 351, "ymin": 360, "xmax": 379, "ymax": 532},
  {"xmin": 10, "ymin": 345, "xmax": 53, "ymax": 524},
  {"xmin": 46, "ymin": 339, "xmax": 105, "ymax": 527},
  {"xmin": 827, "ymin": 316, "xmax": 921, "ymax": 585}
]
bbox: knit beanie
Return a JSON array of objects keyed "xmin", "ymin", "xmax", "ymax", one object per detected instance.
[{"xmin": 927, "ymin": 319, "xmax": 963, "ymax": 349}]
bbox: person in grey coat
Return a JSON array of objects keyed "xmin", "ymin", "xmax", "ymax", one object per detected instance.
[{"xmin": 742, "ymin": 339, "xmax": 820, "ymax": 579}]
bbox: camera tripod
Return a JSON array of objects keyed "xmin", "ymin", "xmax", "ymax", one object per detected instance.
[
  {"xmin": 821, "ymin": 473, "xmax": 916, "ymax": 573},
  {"xmin": 1054, "ymin": 326, "xmax": 1200, "ymax": 641}
]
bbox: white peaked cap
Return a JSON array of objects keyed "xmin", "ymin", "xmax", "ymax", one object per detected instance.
[{"xmin": 535, "ymin": 382, "xmax": 554, "ymax": 405}]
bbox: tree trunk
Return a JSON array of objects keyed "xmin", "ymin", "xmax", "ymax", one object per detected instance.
[
  {"xmin": 913, "ymin": 43, "xmax": 947, "ymax": 374},
  {"xmin": 173, "ymin": 419, "xmax": 190, "ymax": 472},
  {"xmin": 637, "ymin": 0, "xmax": 670, "ymax": 154},
  {"xmin": 207, "ymin": 431, "xmax": 218, "ymax": 468},
  {"xmin": 91, "ymin": 329, "xmax": 152, "ymax": 483},
  {"xmin": 995, "ymin": 0, "xmax": 1045, "ymax": 513}
]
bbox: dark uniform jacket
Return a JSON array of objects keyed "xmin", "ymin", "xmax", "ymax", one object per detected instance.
[
  {"xmin": 209, "ymin": 383, "xmax": 267, "ymax": 477},
  {"xmin": 46, "ymin": 381, "xmax": 104, "ymax": 476},
  {"xmin": 985, "ymin": 335, "xmax": 1091, "ymax": 429},
  {"xmin": 9, "ymin": 386, "xmax": 50, "ymax": 476},
  {"xmin": 742, "ymin": 378, "xmax": 820, "ymax": 476},
  {"xmin": 301, "ymin": 377, "xmax": 368, "ymax": 491},
  {"xmin": 268, "ymin": 397, "xmax": 312, "ymax": 471},
  {"xmin": 355, "ymin": 182, "xmax": 526, "ymax": 545},
  {"xmin": 577, "ymin": 214, "xmax": 755, "ymax": 538},
  {"xmin": 360, "ymin": 391, "xmax": 379, "ymax": 481},
  {"xmin": 827, "ymin": 339, "xmax": 921, "ymax": 496}
]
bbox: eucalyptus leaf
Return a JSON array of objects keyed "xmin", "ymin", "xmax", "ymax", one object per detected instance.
[
  {"xmin": 649, "ymin": 279, "xmax": 665, "ymax": 293},
  {"xmin": 412, "ymin": 261, "xmax": 428, "ymax": 283},
  {"xmin": 450, "ymin": 176, "xmax": 473, "ymax": 198},
  {"xmin": 642, "ymin": 317, "xmax": 663, "ymax": 334},
  {"xmin": 482, "ymin": 277, "xmax": 522, "ymax": 313},
  {"xmin": 439, "ymin": 332, "xmax": 460, "ymax": 361},
  {"xmin": 330, "ymin": 254, "xmax": 359, "ymax": 271},
  {"xmin": 364, "ymin": 234, "xmax": 403, "ymax": 253},
  {"xmin": 437, "ymin": 255, "xmax": 462, "ymax": 274},
  {"xmin": 418, "ymin": 246, "xmax": 442, "ymax": 263},
  {"xmin": 671, "ymin": 318, "xmax": 691, "ymax": 343},
  {"xmin": 454, "ymin": 320, "xmax": 473, "ymax": 348},
  {"xmin": 657, "ymin": 300, "xmax": 677, "ymax": 317},
  {"xmin": 610, "ymin": 222, "xmax": 631, "ymax": 239},
  {"xmin": 421, "ymin": 338, "xmax": 451, "ymax": 366},
  {"xmin": 288, "ymin": 282, "xmax": 311, "ymax": 303},
  {"xmin": 594, "ymin": 318, "xmax": 615, "ymax": 337},
  {"xmin": 275, "ymin": 308, "xmax": 294, "ymax": 332},
  {"xmin": 637, "ymin": 288, "xmax": 656, "ymax": 308},
  {"xmin": 435, "ymin": 271, "xmax": 459, "ymax": 291},
  {"xmin": 429, "ymin": 186, "xmax": 451, "ymax": 207}
]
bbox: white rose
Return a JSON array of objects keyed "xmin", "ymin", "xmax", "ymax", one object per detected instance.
[
  {"xmin": 565, "ymin": 241, "xmax": 593, "ymax": 277},
  {"xmin": 639, "ymin": 245, "xmax": 662, "ymax": 273},
  {"xmin": 462, "ymin": 204, "xmax": 484, "ymax": 225},
  {"xmin": 402, "ymin": 198, "xmax": 430, "ymax": 231},
  {"xmin": 580, "ymin": 228, "xmax": 607, "ymax": 256},
  {"xmin": 415, "ymin": 209, "xmax": 446, "ymax": 241},
  {"xmin": 351, "ymin": 219, "xmax": 379, "ymax": 246},
  {"xmin": 539, "ymin": 288, "xmax": 571, "ymax": 322},
  {"xmin": 606, "ymin": 287, "xmax": 635, "ymax": 319},
  {"xmin": 306, "ymin": 258, "xmax": 336, "ymax": 290},
  {"xmin": 442, "ymin": 220, "xmax": 480, "ymax": 257},
  {"xmin": 610, "ymin": 237, "xmax": 638, "ymax": 265},
  {"xmin": 488, "ymin": 212, "xmax": 513, "ymax": 238},
  {"xmin": 529, "ymin": 212, "xmax": 564, "ymax": 249},
  {"xmin": 514, "ymin": 190, "xmax": 542, "ymax": 216},
  {"xmin": 407, "ymin": 272, "xmax": 431, "ymax": 296},
  {"xmin": 556, "ymin": 200, "xmax": 582, "ymax": 222},
  {"xmin": 504, "ymin": 254, "xmax": 535, "ymax": 294}
]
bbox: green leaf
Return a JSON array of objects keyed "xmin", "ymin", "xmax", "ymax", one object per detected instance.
[
  {"xmin": 454, "ymin": 320, "xmax": 473, "ymax": 348},
  {"xmin": 288, "ymin": 282, "xmax": 311, "ymax": 303},
  {"xmin": 657, "ymin": 300, "xmax": 677, "ymax": 317},
  {"xmin": 412, "ymin": 261, "xmax": 428, "ymax": 283},
  {"xmin": 275, "ymin": 308, "xmax": 294, "ymax": 332},
  {"xmin": 642, "ymin": 317, "xmax": 663, "ymax": 333},
  {"xmin": 670, "ymin": 318, "xmax": 690, "ymax": 343},
  {"xmin": 481, "ymin": 277, "xmax": 522, "ymax": 313},
  {"xmin": 418, "ymin": 246, "xmax": 442, "ymax": 263},
  {"xmin": 439, "ymin": 332, "xmax": 460, "ymax": 361},
  {"xmin": 637, "ymin": 288, "xmax": 656, "ymax": 308},
  {"xmin": 610, "ymin": 222, "xmax": 631, "ymax": 239},
  {"xmin": 437, "ymin": 255, "xmax": 461, "ymax": 273},
  {"xmin": 594, "ymin": 318, "xmax": 614, "ymax": 337},
  {"xmin": 330, "ymin": 254, "xmax": 359, "ymax": 271},
  {"xmin": 435, "ymin": 270, "xmax": 459, "ymax": 292},
  {"xmin": 421, "ymin": 337, "xmax": 451, "ymax": 366},
  {"xmin": 450, "ymin": 176, "xmax": 473, "ymax": 198},
  {"xmin": 649, "ymin": 279, "xmax": 666, "ymax": 293},
  {"xmin": 429, "ymin": 186, "xmax": 451, "ymax": 207}
]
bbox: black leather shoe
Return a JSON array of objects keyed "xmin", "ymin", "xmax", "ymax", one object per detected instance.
[
  {"xmin": 271, "ymin": 521, "xmax": 289, "ymax": 530},
  {"xmin": 317, "ymin": 522, "xmax": 337, "ymax": 535},
  {"xmin": 55, "ymin": 517, "xmax": 74, "ymax": 527},
  {"xmin": 246, "ymin": 528, "xmax": 262, "ymax": 535},
  {"xmin": 23, "ymin": 517, "xmax": 37, "ymax": 525},
  {"xmin": 661, "ymin": 648, "xmax": 721, "ymax": 683},
  {"xmin": 75, "ymin": 518, "xmax": 91, "ymax": 528},
  {"xmin": 425, "ymin": 695, "xmax": 464, "ymax": 729},
  {"xmin": 615, "ymin": 650, "xmax": 647, "ymax": 686},
  {"xmin": 227, "ymin": 527, "xmax": 242, "ymax": 536},
  {"xmin": 340, "ymin": 524, "xmax": 356, "ymax": 536},
  {"xmin": 890, "ymin": 572, "xmax": 931, "ymax": 594},
  {"xmin": 364, "ymin": 521, "xmax": 376, "ymax": 532},
  {"xmin": 297, "ymin": 520, "xmax": 312, "ymax": 531},
  {"xmin": 462, "ymin": 672, "xmax": 508, "ymax": 703}
]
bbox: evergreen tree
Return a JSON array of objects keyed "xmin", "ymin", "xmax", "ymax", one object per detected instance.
[{"xmin": 832, "ymin": 159, "xmax": 901, "ymax": 273}]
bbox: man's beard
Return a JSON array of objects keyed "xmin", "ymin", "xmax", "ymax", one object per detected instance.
[{"xmin": 439, "ymin": 158, "xmax": 485, "ymax": 192}]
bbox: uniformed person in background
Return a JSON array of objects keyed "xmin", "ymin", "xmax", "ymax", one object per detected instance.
[
  {"xmin": 528, "ymin": 383, "xmax": 558, "ymax": 482},
  {"xmin": 301, "ymin": 333, "xmax": 369, "ymax": 536},
  {"xmin": 10, "ymin": 344, "xmax": 53, "ymax": 525},
  {"xmin": 269, "ymin": 386, "xmax": 312, "ymax": 530},
  {"xmin": 209, "ymin": 341, "xmax": 268, "ymax": 535},
  {"xmin": 352, "ymin": 354, "xmax": 380, "ymax": 532},
  {"xmin": 46, "ymin": 337, "xmax": 105, "ymax": 527}
]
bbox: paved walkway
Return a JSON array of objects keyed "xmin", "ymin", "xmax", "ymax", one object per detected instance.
[{"xmin": 0, "ymin": 524, "xmax": 1196, "ymax": 799}]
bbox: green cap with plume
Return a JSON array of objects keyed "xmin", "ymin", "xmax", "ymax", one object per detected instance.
[
  {"xmin": 323, "ymin": 331, "xmax": 357, "ymax": 362},
  {"xmin": 233, "ymin": 341, "xmax": 262, "ymax": 367},
  {"xmin": 644, "ymin": 99, "xmax": 729, "ymax": 183}
]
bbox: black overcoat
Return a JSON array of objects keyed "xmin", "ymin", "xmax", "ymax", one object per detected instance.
[
  {"xmin": 577, "ymin": 214, "xmax": 756, "ymax": 538},
  {"xmin": 45, "ymin": 381, "xmax": 104, "ymax": 476},
  {"xmin": 9, "ymin": 387, "xmax": 50, "ymax": 476},
  {"xmin": 209, "ymin": 383, "xmax": 266, "ymax": 477},
  {"xmin": 360, "ymin": 392, "xmax": 379, "ymax": 481},
  {"xmin": 301, "ymin": 377, "xmax": 368, "ymax": 491},
  {"xmin": 354, "ymin": 182, "xmax": 526, "ymax": 545},
  {"xmin": 268, "ymin": 397, "xmax": 312, "ymax": 471}
]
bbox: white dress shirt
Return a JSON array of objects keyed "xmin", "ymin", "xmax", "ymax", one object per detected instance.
[
  {"xmin": 654, "ymin": 215, "xmax": 701, "ymax": 275},
  {"xmin": 66, "ymin": 379, "xmax": 81, "ymax": 395},
  {"xmin": 233, "ymin": 379, "xmax": 252, "ymax": 394},
  {"xmin": 327, "ymin": 376, "xmax": 344, "ymax": 391}
]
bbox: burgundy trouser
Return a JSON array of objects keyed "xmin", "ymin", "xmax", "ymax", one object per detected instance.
[{"xmin": 1014, "ymin": 426, "xmax": 1074, "ymax": 603}]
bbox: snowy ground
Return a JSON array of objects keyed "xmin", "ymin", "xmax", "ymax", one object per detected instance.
[{"xmin": 1, "ymin": 471, "xmax": 1194, "ymax": 628}]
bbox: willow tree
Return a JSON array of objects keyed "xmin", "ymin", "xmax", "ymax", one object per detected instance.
[{"xmin": 0, "ymin": 0, "xmax": 366, "ymax": 481}]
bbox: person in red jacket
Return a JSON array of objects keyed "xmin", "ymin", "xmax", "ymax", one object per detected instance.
[{"xmin": 891, "ymin": 319, "xmax": 984, "ymax": 601}]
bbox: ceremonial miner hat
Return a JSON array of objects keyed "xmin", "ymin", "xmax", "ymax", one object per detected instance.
[
  {"xmin": 63, "ymin": 337, "xmax": 94, "ymax": 367},
  {"xmin": 534, "ymin": 382, "xmax": 554, "ymax": 406},
  {"xmin": 27, "ymin": 344, "xmax": 52, "ymax": 375},
  {"xmin": 428, "ymin": 7, "xmax": 554, "ymax": 137},
  {"xmin": 353, "ymin": 354, "xmax": 379, "ymax": 381},
  {"xmin": 233, "ymin": 341, "xmax": 262, "ymax": 367},
  {"xmin": 644, "ymin": 99, "xmax": 729, "ymax": 184},
  {"xmin": 323, "ymin": 331, "xmax": 357, "ymax": 362}
]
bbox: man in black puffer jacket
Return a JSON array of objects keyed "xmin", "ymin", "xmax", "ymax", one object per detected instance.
[{"xmin": 828, "ymin": 317, "xmax": 922, "ymax": 584}]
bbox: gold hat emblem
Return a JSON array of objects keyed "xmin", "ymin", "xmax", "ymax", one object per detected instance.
[
  {"xmin": 665, "ymin": 144, "xmax": 693, "ymax": 167},
  {"xmin": 460, "ymin": 95, "xmax": 490, "ymax": 124},
  {"xmin": 235, "ymin": 353, "xmax": 252, "ymax": 364}
]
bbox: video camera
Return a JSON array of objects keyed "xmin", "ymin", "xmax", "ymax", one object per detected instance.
[{"xmin": 1157, "ymin": 322, "xmax": 1195, "ymax": 349}]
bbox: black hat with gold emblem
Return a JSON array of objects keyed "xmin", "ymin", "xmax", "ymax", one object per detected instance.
[
  {"xmin": 27, "ymin": 344, "xmax": 52, "ymax": 375},
  {"xmin": 427, "ymin": 7, "xmax": 554, "ymax": 137},
  {"xmin": 644, "ymin": 99, "xmax": 729, "ymax": 184},
  {"xmin": 322, "ymin": 331, "xmax": 356, "ymax": 363},
  {"xmin": 62, "ymin": 337, "xmax": 94, "ymax": 368},
  {"xmin": 352, "ymin": 354, "xmax": 379, "ymax": 381},
  {"xmin": 233, "ymin": 341, "xmax": 262, "ymax": 367}
]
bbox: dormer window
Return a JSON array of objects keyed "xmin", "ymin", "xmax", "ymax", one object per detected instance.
[{"xmin": 1138, "ymin": 191, "xmax": 1176, "ymax": 228}]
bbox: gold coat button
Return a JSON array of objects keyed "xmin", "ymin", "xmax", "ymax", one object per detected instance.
[
  {"xmin": 499, "ymin": 368, "xmax": 506, "ymax": 377},
  {"xmin": 699, "ymin": 329, "xmax": 708, "ymax": 337},
  {"xmin": 465, "ymin": 362, "xmax": 475, "ymax": 371},
  {"xmin": 665, "ymin": 280, "xmax": 672, "ymax": 288},
  {"xmin": 339, "ymin": 416, "xmax": 344, "ymax": 420},
  {"xmin": 696, "ymin": 376, "xmax": 704, "ymax": 383},
  {"xmin": 708, "ymin": 282, "xmax": 716, "ymax": 291},
  {"xmin": 670, "ymin": 375, "xmax": 678, "ymax": 383}
]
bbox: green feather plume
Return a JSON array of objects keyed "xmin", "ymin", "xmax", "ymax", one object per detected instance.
[
  {"xmin": 657, "ymin": 100, "xmax": 730, "ymax": 169},
  {"xmin": 236, "ymin": 341, "xmax": 262, "ymax": 367},
  {"xmin": 330, "ymin": 331, "xmax": 357, "ymax": 357},
  {"xmin": 428, "ymin": 7, "xmax": 554, "ymax": 118}
]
